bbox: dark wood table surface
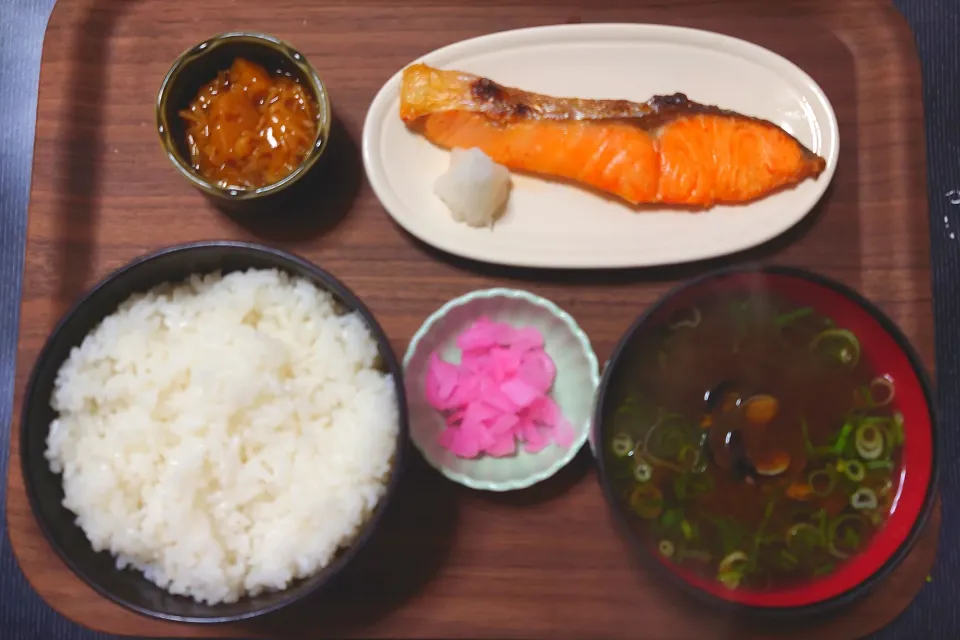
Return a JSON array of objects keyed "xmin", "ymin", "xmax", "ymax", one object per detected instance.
[{"xmin": 0, "ymin": 1, "xmax": 958, "ymax": 639}]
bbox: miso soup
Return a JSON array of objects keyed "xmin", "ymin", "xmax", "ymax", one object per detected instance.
[{"xmin": 606, "ymin": 293, "xmax": 903, "ymax": 591}]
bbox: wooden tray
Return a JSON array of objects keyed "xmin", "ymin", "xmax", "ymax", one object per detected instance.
[{"xmin": 7, "ymin": 0, "xmax": 939, "ymax": 637}]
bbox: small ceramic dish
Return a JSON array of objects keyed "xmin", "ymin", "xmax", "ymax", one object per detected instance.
[
  {"xmin": 156, "ymin": 32, "xmax": 332, "ymax": 210},
  {"xmin": 404, "ymin": 288, "xmax": 599, "ymax": 491}
]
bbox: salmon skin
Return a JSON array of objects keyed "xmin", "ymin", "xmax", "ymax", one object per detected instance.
[{"xmin": 399, "ymin": 63, "xmax": 828, "ymax": 208}]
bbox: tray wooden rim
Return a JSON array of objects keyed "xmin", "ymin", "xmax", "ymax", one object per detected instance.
[{"xmin": 6, "ymin": 0, "xmax": 939, "ymax": 638}]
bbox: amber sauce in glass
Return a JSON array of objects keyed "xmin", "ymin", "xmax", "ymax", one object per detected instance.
[{"xmin": 179, "ymin": 58, "xmax": 318, "ymax": 190}]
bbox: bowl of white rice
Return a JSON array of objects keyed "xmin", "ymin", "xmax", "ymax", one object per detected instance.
[{"xmin": 20, "ymin": 240, "xmax": 408, "ymax": 623}]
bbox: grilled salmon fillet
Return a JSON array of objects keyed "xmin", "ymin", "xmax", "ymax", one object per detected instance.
[{"xmin": 399, "ymin": 63, "xmax": 828, "ymax": 208}]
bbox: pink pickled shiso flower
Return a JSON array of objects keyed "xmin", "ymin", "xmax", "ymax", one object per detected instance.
[{"xmin": 424, "ymin": 317, "xmax": 575, "ymax": 459}]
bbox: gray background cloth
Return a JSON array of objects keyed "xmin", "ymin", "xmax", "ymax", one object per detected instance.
[{"xmin": 0, "ymin": 1, "xmax": 957, "ymax": 638}]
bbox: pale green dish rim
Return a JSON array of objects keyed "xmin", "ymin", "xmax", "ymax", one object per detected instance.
[{"xmin": 403, "ymin": 287, "xmax": 601, "ymax": 491}]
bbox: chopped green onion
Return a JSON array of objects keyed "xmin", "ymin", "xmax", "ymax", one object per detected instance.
[
  {"xmin": 836, "ymin": 459, "xmax": 866, "ymax": 483},
  {"xmin": 833, "ymin": 421, "xmax": 856, "ymax": 456},
  {"xmin": 858, "ymin": 415, "xmax": 904, "ymax": 458},
  {"xmin": 717, "ymin": 551, "xmax": 749, "ymax": 589},
  {"xmin": 814, "ymin": 444, "xmax": 839, "ymax": 457},
  {"xmin": 659, "ymin": 540, "xmax": 675, "ymax": 558},
  {"xmin": 668, "ymin": 307, "xmax": 702, "ymax": 330},
  {"xmin": 718, "ymin": 551, "xmax": 749, "ymax": 573},
  {"xmin": 681, "ymin": 520, "xmax": 694, "ymax": 541},
  {"xmin": 646, "ymin": 416, "xmax": 689, "ymax": 459},
  {"xmin": 718, "ymin": 570, "xmax": 743, "ymax": 589},
  {"xmin": 809, "ymin": 328, "xmax": 861, "ymax": 368},
  {"xmin": 717, "ymin": 571, "xmax": 743, "ymax": 589},
  {"xmin": 787, "ymin": 523, "xmax": 824, "ymax": 552},
  {"xmin": 634, "ymin": 460, "xmax": 653, "ymax": 483},
  {"xmin": 813, "ymin": 420, "xmax": 857, "ymax": 458},
  {"xmin": 611, "ymin": 433, "xmax": 634, "ymax": 458},
  {"xmin": 813, "ymin": 563, "xmax": 836, "ymax": 577},
  {"xmin": 827, "ymin": 514, "xmax": 865, "ymax": 559},
  {"xmin": 855, "ymin": 423, "xmax": 885, "ymax": 460},
  {"xmin": 842, "ymin": 525, "xmax": 862, "ymax": 549},
  {"xmin": 677, "ymin": 444, "xmax": 700, "ymax": 469},
  {"xmin": 776, "ymin": 306, "xmax": 815, "ymax": 328},
  {"xmin": 851, "ymin": 487, "xmax": 879, "ymax": 510},
  {"xmin": 891, "ymin": 412, "xmax": 905, "ymax": 447},
  {"xmin": 750, "ymin": 499, "xmax": 777, "ymax": 571},
  {"xmin": 661, "ymin": 508, "xmax": 682, "ymax": 529},
  {"xmin": 867, "ymin": 460, "xmax": 895, "ymax": 470},
  {"xmin": 808, "ymin": 468, "xmax": 837, "ymax": 497},
  {"xmin": 779, "ymin": 549, "xmax": 800, "ymax": 565},
  {"xmin": 616, "ymin": 401, "xmax": 639, "ymax": 418},
  {"xmin": 868, "ymin": 376, "xmax": 896, "ymax": 407}
]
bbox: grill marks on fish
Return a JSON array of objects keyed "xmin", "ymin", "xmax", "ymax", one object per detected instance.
[
  {"xmin": 471, "ymin": 78, "xmax": 506, "ymax": 105},
  {"xmin": 399, "ymin": 64, "xmax": 828, "ymax": 208}
]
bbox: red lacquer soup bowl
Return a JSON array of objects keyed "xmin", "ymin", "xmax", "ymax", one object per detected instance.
[{"xmin": 594, "ymin": 265, "xmax": 937, "ymax": 615}]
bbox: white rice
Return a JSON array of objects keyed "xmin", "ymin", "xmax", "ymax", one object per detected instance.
[{"xmin": 44, "ymin": 268, "xmax": 399, "ymax": 605}]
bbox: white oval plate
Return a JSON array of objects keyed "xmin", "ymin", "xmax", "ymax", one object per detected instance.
[{"xmin": 362, "ymin": 24, "xmax": 839, "ymax": 269}]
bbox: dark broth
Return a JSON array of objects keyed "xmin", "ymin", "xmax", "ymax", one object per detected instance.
[{"xmin": 606, "ymin": 293, "xmax": 903, "ymax": 591}]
